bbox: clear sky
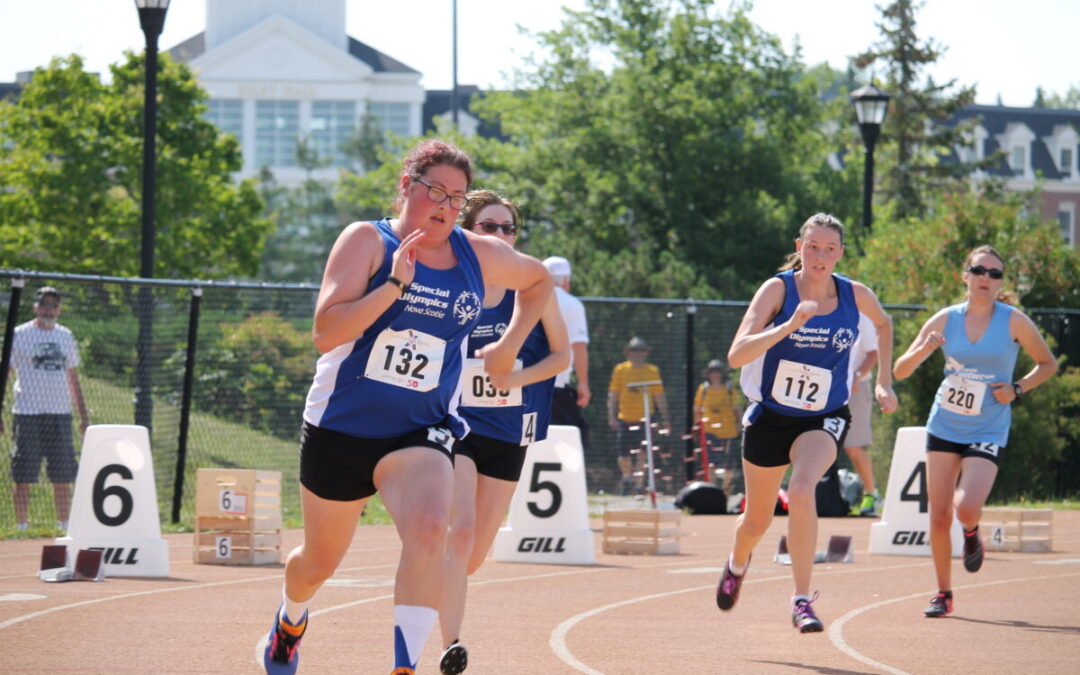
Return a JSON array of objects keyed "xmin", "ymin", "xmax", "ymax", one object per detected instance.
[{"xmin": 1, "ymin": 0, "xmax": 1076, "ymax": 107}]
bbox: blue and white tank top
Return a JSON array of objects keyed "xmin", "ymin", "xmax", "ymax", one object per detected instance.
[
  {"xmin": 926, "ymin": 301, "xmax": 1019, "ymax": 447},
  {"xmin": 303, "ymin": 219, "xmax": 484, "ymax": 439},
  {"xmin": 740, "ymin": 270, "xmax": 860, "ymax": 419},
  {"xmin": 458, "ymin": 290, "xmax": 555, "ymax": 446}
]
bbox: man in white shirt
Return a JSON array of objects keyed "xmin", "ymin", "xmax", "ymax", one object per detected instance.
[
  {"xmin": 542, "ymin": 256, "xmax": 591, "ymax": 449},
  {"xmin": 4, "ymin": 287, "xmax": 88, "ymax": 532},
  {"xmin": 844, "ymin": 312, "xmax": 881, "ymax": 515}
]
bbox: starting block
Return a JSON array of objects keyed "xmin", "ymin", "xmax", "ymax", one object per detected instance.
[
  {"xmin": 773, "ymin": 535, "xmax": 854, "ymax": 565},
  {"xmin": 38, "ymin": 545, "xmax": 106, "ymax": 583}
]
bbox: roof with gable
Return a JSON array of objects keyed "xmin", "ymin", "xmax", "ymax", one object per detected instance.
[{"xmin": 948, "ymin": 104, "xmax": 1080, "ymax": 179}]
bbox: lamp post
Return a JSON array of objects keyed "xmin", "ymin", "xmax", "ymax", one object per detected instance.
[
  {"xmin": 134, "ymin": 0, "xmax": 169, "ymax": 430},
  {"xmin": 850, "ymin": 84, "xmax": 891, "ymax": 235}
]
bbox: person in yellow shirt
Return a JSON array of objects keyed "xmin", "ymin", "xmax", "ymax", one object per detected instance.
[
  {"xmin": 693, "ymin": 359, "xmax": 744, "ymax": 495},
  {"xmin": 607, "ymin": 337, "xmax": 671, "ymax": 495}
]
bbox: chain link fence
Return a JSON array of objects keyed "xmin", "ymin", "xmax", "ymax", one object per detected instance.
[{"xmin": 2, "ymin": 270, "xmax": 1077, "ymax": 536}]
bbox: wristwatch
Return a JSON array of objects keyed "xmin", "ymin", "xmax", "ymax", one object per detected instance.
[
  {"xmin": 386, "ymin": 275, "xmax": 409, "ymax": 297},
  {"xmin": 1011, "ymin": 382, "xmax": 1023, "ymax": 401}
]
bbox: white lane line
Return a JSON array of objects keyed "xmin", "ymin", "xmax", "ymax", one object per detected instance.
[
  {"xmin": 827, "ymin": 571, "xmax": 1080, "ymax": 675},
  {"xmin": 548, "ymin": 561, "xmax": 931, "ymax": 674}
]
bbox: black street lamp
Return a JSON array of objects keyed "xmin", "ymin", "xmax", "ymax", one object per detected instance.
[
  {"xmin": 850, "ymin": 84, "xmax": 891, "ymax": 235},
  {"xmin": 134, "ymin": 0, "xmax": 169, "ymax": 430}
]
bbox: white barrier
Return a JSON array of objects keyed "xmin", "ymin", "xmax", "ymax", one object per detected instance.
[
  {"xmin": 55, "ymin": 425, "xmax": 170, "ymax": 577},
  {"xmin": 493, "ymin": 425, "xmax": 596, "ymax": 565},
  {"xmin": 870, "ymin": 426, "xmax": 962, "ymax": 557}
]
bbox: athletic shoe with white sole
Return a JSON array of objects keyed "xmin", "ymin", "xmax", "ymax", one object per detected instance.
[
  {"xmin": 792, "ymin": 593, "xmax": 823, "ymax": 633},
  {"xmin": 263, "ymin": 606, "xmax": 306, "ymax": 674}
]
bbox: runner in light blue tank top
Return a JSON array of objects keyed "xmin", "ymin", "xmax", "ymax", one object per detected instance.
[
  {"xmin": 894, "ymin": 244, "xmax": 1058, "ymax": 619},
  {"xmin": 438, "ymin": 190, "xmax": 569, "ymax": 671},
  {"xmin": 926, "ymin": 301, "xmax": 1018, "ymax": 447}
]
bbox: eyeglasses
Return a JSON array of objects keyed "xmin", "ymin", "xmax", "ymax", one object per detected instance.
[
  {"xmin": 414, "ymin": 178, "xmax": 469, "ymax": 210},
  {"xmin": 477, "ymin": 222, "xmax": 519, "ymax": 236},
  {"xmin": 967, "ymin": 265, "xmax": 1004, "ymax": 280}
]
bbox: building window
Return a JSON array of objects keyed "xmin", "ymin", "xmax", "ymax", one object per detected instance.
[
  {"xmin": 1060, "ymin": 206, "xmax": 1075, "ymax": 246},
  {"xmin": 1061, "ymin": 148, "xmax": 1073, "ymax": 177},
  {"xmin": 205, "ymin": 99, "xmax": 243, "ymax": 140},
  {"xmin": 255, "ymin": 100, "xmax": 300, "ymax": 168},
  {"xmin": 368, "ymin": 102, "xmax": 411, "ymax": 138},
  {"xmin": 1010, "ymin": 144, "xmax": 1026, "ymax": 176},
  {"xmin": 311, "ymin": 101, "xmax": 356, "ymax": 168}
]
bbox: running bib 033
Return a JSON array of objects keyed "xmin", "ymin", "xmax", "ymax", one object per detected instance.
[
  {"xmin": 460, "ymin": 357, "xmax": 523, "ymax": 407},
  {"xmin": 364, "ymin": 327, "xmax": 445, "ymax": 392},
  {"xmin": 939, "ymin": 374, "xmax": 987, "ymax": 416},
  {"xmin": 771, "ymin": 359, "xmax": 831, "ymax": 412}
]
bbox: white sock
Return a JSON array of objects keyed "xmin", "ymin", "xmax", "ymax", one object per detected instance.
[
  {"xmin": 792, "ymin": 594, "xmax": 811, "ymax": 605},
  {"xmin": 728, "ymin": 553, "xmax": 746, "ymax": 576},
  {"xmin": 394, "ymin": 605, "xmax": 438, "ymax": 667},
  {"xmin": 283, "ymin": 586, "xmax": 310, "ymax": 625}
]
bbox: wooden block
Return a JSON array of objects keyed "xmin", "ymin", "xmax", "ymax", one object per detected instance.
[
  {"xmin": 602, "ymin": 509, "xmax": 681, "ymax": 555},
  {"xmin": 982, "ymin": 507, "xmax": 1053, "ymax": 553},
  {"xmin": 194, "ymin": 468, "xmax": 283, "ymax": 565}
]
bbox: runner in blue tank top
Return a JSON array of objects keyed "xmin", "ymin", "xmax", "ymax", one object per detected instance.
[
  {"xmin": 437, "ymin": 191, "xmax": 569, "ymax": 675},
  {"xmin": 894, "ymin": 245, "xmax": 1057, "ymax": 619},
  {"xmin": 716, "ymin": 213, "xmax": 898, "ymax": 633},
  {"xmin": 262, "ymin": 141, "xmax": 554, "ymax": 675}
]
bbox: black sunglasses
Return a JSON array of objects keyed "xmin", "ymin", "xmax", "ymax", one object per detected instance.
[
  {"xmin": 477, "ymin": 222, "xmax": 519, "ymax": 236},
  {"xmin": 967, "ymin": 265, "xmax": 1003, "ymax": 280}
]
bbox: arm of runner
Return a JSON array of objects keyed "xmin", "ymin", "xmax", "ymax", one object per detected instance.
[
  {"xmin": 501, "ymin": 294, "xmax": 571, "ymax": 390},
  {"xmin": 470, "ymin": 234, "xmax": 553, "ymax": 389},
  {"xmin": 893, "ymin": 309, "xmax": 949, "ymax": 381},
  {"xmin": 312, "ymin": 222, "xmax": 420, "ymax": 354},
  {"xmin": 853, "ymin": 282, "xmax": 897, "ymax": 413},
  {"xmin": 990, "ymin": 310, "xmax": 1058, "ymax": 403},
  {"xmin": 727, "ymin": 278, "xmax": 815, "ymax": 369}
]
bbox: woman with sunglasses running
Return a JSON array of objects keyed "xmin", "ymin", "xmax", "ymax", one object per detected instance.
[
  {"xmin": 894, "ymin": 245, "xmax": 1057, "ymax": 618},
  {"xmin": 437, "ymin": 190, "xmax": 569, "ymax": 675},
  {"xmin": 262, "ymin": 141, "xmax": 553, "ymax": 675},
  {"xmin": 715, "ymin": 213, "xmax": 898, "ymax": 633}
]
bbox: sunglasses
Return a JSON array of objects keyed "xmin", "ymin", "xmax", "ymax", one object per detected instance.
[
  {"xmin": 967, "ymin": 265, "xmax": 1003, "ymax": 280},
  {"xmin": 477, "ymin": 222, "xmax": 519, "ymax": 236}
]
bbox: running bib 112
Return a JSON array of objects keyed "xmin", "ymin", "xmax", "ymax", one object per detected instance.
[{"xmin": 771, "ymin": 359, "xmax": 831, "ymax": 411}]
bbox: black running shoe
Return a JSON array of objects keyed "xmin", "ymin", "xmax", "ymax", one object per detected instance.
[
  {"xmin": 440, "ymin": 641, "xmax": 468, "ymax": 674},
  {"xmin": 963, "ymin": 527, "xmax": 984, "ymax": 573},
  {"xmin": 716, "ymin": 554, "xmax": 750, "ymax": 611},
  {"xmin": 923, "ymin": 591, "xmax": 953, "ymax": 617},
  {"xmin": 791, "ymin": 592, "xmax": 824, "ymax": 633}
]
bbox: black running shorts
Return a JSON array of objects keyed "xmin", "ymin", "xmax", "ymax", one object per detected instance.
[
  {"xmin": 741, "ymin": 404, "xmax": 851, "ymax": 468},
  {"xmin": 299, "ymin": 421, "xmax": 454, "ymax": 501},
  {"xmin": 926, "ymin": 432, "xmax": 1003, "ymax": 467},
  {"xmin": 452, "ymin": 433, "xmax": 527, "ymax": 482}
]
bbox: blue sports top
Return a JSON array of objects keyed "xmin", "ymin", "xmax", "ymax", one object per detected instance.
[
  {"xmin": 303, "ymin": 219, "xmax": 484, "ymax": 439},
  {"xmin": 740, "ymin": 270, "xmax": 860, "ymax": 418},
  {"xmin": 458, "ymin": 290, "xmax": 555, "ymax": 446},
  {"xmin": 926, "ymin": 301, "xmax": 1019, "ymax": 447}
]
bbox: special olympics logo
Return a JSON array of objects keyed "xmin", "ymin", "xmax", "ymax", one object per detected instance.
[
  {"xmin": 453, "ymin": 291, "xmax": 482, "ymax": 326},
  {"xmin": 832, "ymin": 328, "xmax": 855, "ymax": 353},
  {"xmin": 495, "ymin": 322, "xmax": 508, "ymax": 336}
]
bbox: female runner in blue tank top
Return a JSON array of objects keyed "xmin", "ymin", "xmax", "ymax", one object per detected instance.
[
  {"xmin": 262, "ymin": 140, "xmax": 554, "ymax": 675},
  {"xmin": 437, "ymin": 191, "xmax": 569, "ymax": 675},
  {"xmin": 715, "ymin": 213, "xmax": 898, "ymax": 633},
  {"xmin": 894, "ymin": 245, "xmax": 1057, "ymax": 619}
]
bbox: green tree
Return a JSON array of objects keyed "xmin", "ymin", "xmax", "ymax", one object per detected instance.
[
  {"xmin": 853, "ymin": 0, "xmax": 984, "ymax": 220},
  {"xmin": 452, "ymin": 0, "xmax": 859, "ymax": 299},
  {"xmin": 0, "ymin": 53, "xmax": 269, "ymax": 278},
  {"xmin": 1044, "ymin": 83, "xmax": 1080, "ymax": 109}
]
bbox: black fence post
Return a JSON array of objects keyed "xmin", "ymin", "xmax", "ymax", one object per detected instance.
[
  {"xmin": 684, "ymin": 301, "xmax": 696, "ymax": 482},
  {"xmin": 0, "ymin": 278, "xmax": 26, "ymax": 415},
  {"xmin": 171, "ymin": 286, "xmax": 202, "ymax": 524}
]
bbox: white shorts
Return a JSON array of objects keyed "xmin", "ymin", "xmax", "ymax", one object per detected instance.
[{"xmin": 845, "ymin": 380, "xmax": 873, "ymax": 448}]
